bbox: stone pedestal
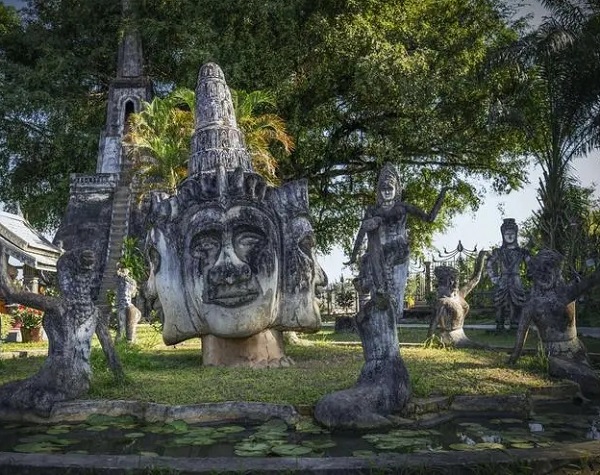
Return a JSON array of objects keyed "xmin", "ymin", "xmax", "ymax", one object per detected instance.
[{"xmin": 201, "ymin": 329, "xmax": 293, "ymax": 368}]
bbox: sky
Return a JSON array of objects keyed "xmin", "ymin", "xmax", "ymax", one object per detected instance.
[{"xmin": 2, "ymin": 0, "xmax": 599, "ymax": 281}]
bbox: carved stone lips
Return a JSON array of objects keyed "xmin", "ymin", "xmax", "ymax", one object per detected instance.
[{"xmin": 208, "ymin": 289, "xmax": 260, "ymax": 307}]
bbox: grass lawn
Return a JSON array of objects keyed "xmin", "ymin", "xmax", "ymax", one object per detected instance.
[{"xmin": 0, "ymin": 324, "xmax": 572, "ymax": 407}]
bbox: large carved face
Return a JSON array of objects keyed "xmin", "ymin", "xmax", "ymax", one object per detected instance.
[
  {"xmin": 277, "ymin": 213, "xmax": 327, "ymax": 330},
  {"xmin": 529, "ymin": 250, "xmax": 562, "ymax": 291},
  {"xmin": 146, "ymin": 225, "xmax": 201, "ymax": 345},
  {"xmin": 434, "ymin": 266, "xmax": 459, "ymax": 298},
  {"xmin": 182, "ymin": 202, "xmax": 279, "ymax": 338}
]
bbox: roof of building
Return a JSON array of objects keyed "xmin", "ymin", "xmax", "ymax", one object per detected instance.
[{"xmin": 0, "ymin": 211, "xmax": 62, "ymax": 272}]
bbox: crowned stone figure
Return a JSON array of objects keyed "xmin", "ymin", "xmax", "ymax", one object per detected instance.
[{"xmin": 145, "ymin": 63, "xmax": 326, "ymax": 368}]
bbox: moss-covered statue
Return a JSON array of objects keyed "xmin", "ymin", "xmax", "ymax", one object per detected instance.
[
  {"xmin": 427, "ymin": 250, "xmax": 488, "ymax": 348},
  {"xmin": 508, "ymin": 249, "xmax": 600, "ymax": 397},
  {"xmin": 315, "ymin": 164, "xmax": 448, "ymax": 429},
  {"xmin": 486, "ymin": 218, "xmax": 530, "ymax": 331}
]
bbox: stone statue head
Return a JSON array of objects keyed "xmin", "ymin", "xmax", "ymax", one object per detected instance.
[
  {"xmin": 144, "ymin": 62, "xmax": 324, "ymax": 345},
  {"xmin": 500, "ymin": 218, "xmax": 518, "ymax": 246},
  {"xmin": 434, "ymin": 265, "xmax": 459, "ymax": 297},
  {"xmin": 56, "ymin": 248, "xmax": 96, "ymax": 299},
  {"xmin": 528, "ymin": 249, "xmax": 563, "ymax": 291},
  {"xmin": 376, "ymin": 163, "xmax": 402, "ymax": 206}
]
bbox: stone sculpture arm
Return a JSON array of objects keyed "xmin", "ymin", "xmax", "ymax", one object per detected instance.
[
  {"xmin": 564, "ymin": 266, "xmax": 600, "ymax": 303},
  {"xmin": 460, "ymin": 250, "xmax": 489, "ymax": 297},
  {"xmin": 0, "ymin": 248, "xmax": 60, "ymax": 314},
  {"xmin": 508, "ymin": 306, "xmax": 533, "ymax": 364},
  {"xmin": 348, "ymin": 209, "xmax": 380, "ymax": 265},
  {"xmin": 404, "ymin": 187, "xmax": 449, "ymax": 223},
  {"xmin": 485, "ymin": 250, "xmax": 499, "ymax": 284}
]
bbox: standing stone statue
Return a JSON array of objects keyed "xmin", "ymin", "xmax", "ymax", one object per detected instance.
[
  {"xmin": 509, "ymin": 249, "xmax": 600, "ymax": 397},
  {"xmin": 116, "ymin": 266, "xmax": 141, "ymax": 343},
  {"xmin": 0, "ymin": 247, "xmax": 102, "ymax": 415},
  {"xmin": 427, "ymin": 250, "xmax": 488, "ymax": 348},
  {"xmin": 486, "ymin": 218, "xmax": 530, "ymax": 331},
  {"xmin": 314, "ymin": 164, "xmax": 448, "ymax": 429},
  {"xmin": 145, "ymin": 63, "xmax": 326, "ymax": 368},
  {"xmin": 348, "ymin": 163, "xmax": 448, "ymax": 321}
]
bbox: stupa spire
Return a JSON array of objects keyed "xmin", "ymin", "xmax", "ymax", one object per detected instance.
[
  {"xmin": 117, "ymin": 0, "xmax": 144, "ymax": 79},
  {"xmin": 189, "ymin": 63, "xmax": 253, "ymax": 176}
]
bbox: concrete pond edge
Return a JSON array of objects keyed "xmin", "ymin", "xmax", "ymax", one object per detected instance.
[{"xmin": 0, "ymin": 381, "xmax": 597, "ymax": 474}]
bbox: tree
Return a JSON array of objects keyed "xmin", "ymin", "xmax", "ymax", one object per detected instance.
[
  {"xmin": 1, "ymin": 0, "xmax": 535, "ymax": 253},
  {"xmin": 126, "ymin": 86, "xmax": 294, "ymax": 191},
  {"xmin": 499, "ymin": 0, "xmax": 600, "ymax": 257}
]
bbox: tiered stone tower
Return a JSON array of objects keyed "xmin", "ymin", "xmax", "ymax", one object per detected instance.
[{"xmin": 54, "ymin": 0, "xmax": 151, "ymax": 306}]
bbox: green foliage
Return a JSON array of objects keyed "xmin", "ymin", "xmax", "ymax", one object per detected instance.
[
  {"xmin": 118, "ymin": 237, "xmax": 147, "ymax": 284},
  {"xmin": 1, "ymin": 0, "xmax": 534, "ymax": 249},
  {"xmin": 10, "ymin": 305, "xmax": 43, "ymax": 329},
  {"xmin": 334, "ymin": 288, "xmax": 355, "ymax": 313}
]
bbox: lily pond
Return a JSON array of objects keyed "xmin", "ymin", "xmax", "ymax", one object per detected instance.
[{"xmin": 1, "ymin": 403, "xmax": 599, "ymax": 458}]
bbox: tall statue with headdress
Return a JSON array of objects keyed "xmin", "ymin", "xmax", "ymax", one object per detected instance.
[
  {"xmin": 486, "ymin": 218, "xmax": 530, "ymax": 331},
  {"xmin": 349, "ymin": 163, "xmax": 448, "ymax": 320}
]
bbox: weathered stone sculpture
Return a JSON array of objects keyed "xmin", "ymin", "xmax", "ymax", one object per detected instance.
[
  {"xmin": 509, "ymin": 249, "xmax": 600, "ymax": 397},
  {"xmin": 427, "ymin": 250, "xmax": 488, "ymax": 348},
  {"xmin": 314, "ymin": 164, "xmax": 447, "ymax": 429},
  {"xmin": 0, "ymin": 247, "xmax": 100, "ymax": 415},
  {"xmin": 116, "ymin": 266, "xmax": 141, "ymax": 343},
  {"xmin": 486, "ymin": 218, "xmax": 530, "ymax": 331},
  {"xmin": 348, "ymin": 163, "xmax": 448, "ymax": 321},
  {"xmin": 145, "ymin": 63, "xmax": 325, "ymax": 368}
]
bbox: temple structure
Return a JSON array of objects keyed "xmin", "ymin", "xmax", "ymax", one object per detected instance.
[{"xmin": 54, "ymin": 0, "xmax": 151, "ymax": 304}]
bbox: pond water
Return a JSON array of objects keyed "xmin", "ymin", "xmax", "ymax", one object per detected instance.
[{"xmin": 1, "ymin": 402, "xmax": 598, "ymax": 458}]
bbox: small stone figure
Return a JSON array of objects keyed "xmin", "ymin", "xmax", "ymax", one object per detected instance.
[
  {"xmin": 116, "ymin": 266, "xmax": 141, "ymax": 343},
  {"xmin": 314, "ymin": 164, "xmax": 448, "ymax": 429},
  {"xmin": 509, "ymin": 249, "xmax": 600, "ymax": 397},
  {"xmin": 486, "ymin": 218, "xmax": 530, "ymax": 331},
  {"xmin": 348, "ymin": 163, "xmax": 448, "ymax": 321},
  {"xmin": 0, "ymin": 247, "xmax": 101, "ymax": 415},
  {"xmin": 427, "ymin": 250, "xmax": 488, "ymax": 348}
]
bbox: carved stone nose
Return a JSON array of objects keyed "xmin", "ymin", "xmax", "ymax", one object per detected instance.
[{"xmin": 208, "ymin": 247, "xmax": 251, "ymax": 286}]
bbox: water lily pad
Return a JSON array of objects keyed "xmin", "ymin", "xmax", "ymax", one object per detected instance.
[
  {"xmin": 474, "ymin": 442, "xmax": 505, "ymax": 450},
  {"xmin": 124, "ymin": 432, "xmax": 146, "ymax": 439},
  {"xmin": 217, "ymin": 425, "xmax": 245, "ymax": 434},
  {"xmin": 301, "ymin": 439, "xmax": 336, "ymax": 450},
  {"xmin": 511, "ymin": 442, "xmax": 535, "ymax": 449},
  {"xmin": 295, "ymin": 419, "xmax": 327, "ymax": 434},
  {"xmin": 190, "ymin": 438, "xmax": 217, "ymax": 446},
  {"xmin": 271, "ymin": 444, "xmax": 313, "ymax": 456},
  {"xmin": 139, "ymin": 451, "xmax": 159, "ymax": 457},
  {"xmin": 490, "ymin": 418, "xmax": 523, "ymax": 425},
  {"xmin": 353, "ymin": 450, "xmax": 376, "ymax": 457},
  {"xmin": 46, "ymin": 429, "xmax": 69, "ymax": 435},
  {"xmin": 13, "ymin": 442, "xmax": 60, "ymax": 453},
  {"xmin": 67, "ymin": 450, "xmax": 89, "ymax": 455},
  {"xmin": 260, "ymin": 419, "xmax": 288, "ymax": 432},
  {"xmin": 167, "ymin": 420, "xmax": 189, "ymax": 433},
  {"xmin": 86, "ymin": 426, "xmax": 109, "ymax": 432},
  {"xmin": 235, "ymin": 449, "xmax": 267, "ymax": 457},
  {"xmin": 235, "ymin": 442, "xmax": 272, "ymax": 452}
]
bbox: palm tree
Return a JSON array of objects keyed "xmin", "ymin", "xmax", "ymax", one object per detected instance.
[
  {"xmin": 500, "ymin": 0, "xmax": 599, "ymax": 262},
  {"xmin": 126, "ymin": 87, "xmax": 293, "ymax": 193}
]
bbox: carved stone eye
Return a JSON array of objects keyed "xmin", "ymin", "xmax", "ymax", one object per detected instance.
[
  {"xmin": 147, "ymin": 246, "xmax": 161, "ymax": 273},
  {"xmin": 233, "ymin": 229, "xmax": 265, "ymax": 261},
  {"xmin": 298, "ymin": 232, "xmax": 315, "ymax": 257},
  {"xmin": 191, "ymin": 231, "xmax": 221, "ymax": 260}
]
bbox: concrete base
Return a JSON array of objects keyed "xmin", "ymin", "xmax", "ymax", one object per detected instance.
[{"xmin": 201, "ymin": 329, "xmax": 293, "ymax": 368}]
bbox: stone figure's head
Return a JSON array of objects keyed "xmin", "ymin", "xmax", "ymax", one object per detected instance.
[
  {"xmin": 528, "ymin": 249, "xmax": 563, "ymax": 291},
  {"xmin": 500, "ymin": 218, "xmax": 518, "ymax": 246},
  {"xmin": 271, "ymin": 180, "xmax": 327, "ymax": 331},
  {"xmin": 56, "ymin": 248, "xmax": 96, "ymax": 299},
  {"xmin": 434, "ymin": 265, "xmax": 459, "ymax": 298},
  {"xmin": 376, "ymin": 163, "xmax": 402, "ymax": 206},
  {"xmin": 145, "ymin": 62, "xmax": 324, "ymax": 344}
]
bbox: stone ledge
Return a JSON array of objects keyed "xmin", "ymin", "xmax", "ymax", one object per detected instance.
[{"xmin": 0, "ymin": 440, "xmax": 599, "ymax": 474}]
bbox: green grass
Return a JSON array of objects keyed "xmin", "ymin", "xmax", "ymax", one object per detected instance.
[{"xmin": 0, "ymin": 324, "xmax": 564, "ymax": 407}]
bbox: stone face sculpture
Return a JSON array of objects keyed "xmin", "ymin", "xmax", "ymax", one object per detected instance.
[
  {"xmin": 486, "ymin": 218, "xmax": 530, "ymax": 331},
  {"xmin": 145, "ymin": 63, "xmax": 326, "ymax": 368},
  {"xmin": 314, "ymin": 164, "xmax": 447, "ymax": 429},
  {"xmin": 427, "ymin": 250, "xmax": 488, "ymax": 348},
  {"xmin": 509, "ymin": 249, "xmax": 600, "ymax": 397},
  {"xmin": 116, "ymin": 267, "xmax": 141, "ymax": 343},
  {"xmin": 0, "ymin": 247, "xmax": 100, "ymax": 415},
  {"xmin": 348, "ymin": 163, "xmax": 448, "ymax": 321}
]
